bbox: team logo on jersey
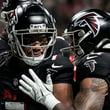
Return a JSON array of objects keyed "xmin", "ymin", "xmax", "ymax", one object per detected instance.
[
  {"xmin": 74, "ymin": 12, "xmax": 100, "ymax": 37},
  {"xmin": 46, "ymin": 68, "xmax": 58, "ymax": 75},
  {"xmin": 84, "ymin": 60, "xmax": 97, "ymax": 72}
]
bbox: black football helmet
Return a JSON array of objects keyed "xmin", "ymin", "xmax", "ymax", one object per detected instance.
[
  {"xmin": 9, "ymin": 3, "xmax": 57, "ymax": 66},
  {"xmin": 1, "ymin": 0, "xmax": 42, "ymax": 22},
  {"xmin": 63, "ymin": 9, "xmax": 110, "ymax": 63}
]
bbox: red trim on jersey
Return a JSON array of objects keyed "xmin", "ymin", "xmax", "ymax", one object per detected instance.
[{"xmin": 73, "ymin": 65, "xmax": 77, "ymax": 82}]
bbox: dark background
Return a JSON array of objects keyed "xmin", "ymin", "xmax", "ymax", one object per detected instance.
[{"xmin": 0, "ymin": 0, "xmax": 110, "ymax": 35}]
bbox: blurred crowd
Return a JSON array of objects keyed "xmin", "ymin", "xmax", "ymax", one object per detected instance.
[
  {"xmin": 42, "ymin": 0, "xmax": 110, "ymax": 35},
  {"xmin": 0, "ymin": 0, "xmax": 110, "ymax": 35}
]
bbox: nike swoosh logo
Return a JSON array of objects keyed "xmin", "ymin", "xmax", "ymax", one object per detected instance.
[
  {"xmin": 52, "ymin": 64, "xmax": 63, "ymax": 68},
  {"xmin": 86, "ymin": 56, "xmax": 98, "ymax": 60}
]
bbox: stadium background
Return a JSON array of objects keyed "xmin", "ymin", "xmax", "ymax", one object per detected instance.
[{"xmin": 0, "ymin": 0, "xmax": 110, "ymax": 35}]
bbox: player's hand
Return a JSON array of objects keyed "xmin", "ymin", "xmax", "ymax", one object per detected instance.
[
  {"xmin": 19, "ymin": 69, "xmax": 53, "ymax": 100},
  {"xmin": 19, "ymin": 69, "xmax": 60, "ymax": 110}
]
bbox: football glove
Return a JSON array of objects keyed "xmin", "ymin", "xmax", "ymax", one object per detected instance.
[{"xmin": 19, "ymin": 69, "xmax": 60, "ymax": 110}]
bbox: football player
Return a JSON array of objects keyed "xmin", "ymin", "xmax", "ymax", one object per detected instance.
[{"xmin": 0, "ymin": 2, "xmax": 74, "ymax": 110}]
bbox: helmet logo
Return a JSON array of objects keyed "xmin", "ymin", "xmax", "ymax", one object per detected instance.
[{"xmin": 74, "ymin": 12, "xmax": 100, "ymax": 37}]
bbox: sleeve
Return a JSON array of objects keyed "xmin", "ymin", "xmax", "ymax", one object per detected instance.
[
  {"xmin": 51, "ymin": 54, "xmax": 74, "ymax": 84},
  {"xmin": 51, "ymin": 37, "xmax": 74, "ymax": 84}
]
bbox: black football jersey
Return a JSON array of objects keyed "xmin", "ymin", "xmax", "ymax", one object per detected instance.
[
  {"xmin": 0, "ymin": 37, "xmax": 73, "ymax": 110},
  {"xmin": 75, "ymin": 52, "xmax": 110, "ymax": 110},
  {"xmin": 76, "ymin": 52, "xmax": 110, "ymax": 84}
]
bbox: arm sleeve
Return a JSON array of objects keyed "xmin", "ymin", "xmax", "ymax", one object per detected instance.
[{"xmin": 51, "ymin": 55, "xmax": 74, "ymax": 84}]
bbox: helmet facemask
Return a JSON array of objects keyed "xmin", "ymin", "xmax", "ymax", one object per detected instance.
[
  {"xmin": 63, "ymin": 28, "xmax": 93, "ymax": 64},
  {"xmin": 63, "ymin": 29, "xmax": 84, "ymax": 63},
  {"xmin": 11, "ymin": 26, "xmax": 56, "ymax": 66}
]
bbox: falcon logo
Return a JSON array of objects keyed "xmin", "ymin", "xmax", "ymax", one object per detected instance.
[
  {"xmin": 74, "ymin": 12, "xmax": 100, "ymax": 37},
  {"xmin": 84, "ymin": 60, "xmax": 97, "ymax": 72}
]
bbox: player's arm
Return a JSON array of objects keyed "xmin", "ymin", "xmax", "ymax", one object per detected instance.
[
  {"xmin": 52, "ymin": 57, "xmax": 74, "ymax": 109},
  {"xmin": 74, "ymin": 78, "xmax": 108, "ymax": 110},
  {"xmin": 53, "ymin": 103, "xmax": 74, "ymax": 110},
  {"xmin": 53, "ymin": 83, "xmax": 74, "ymax": 109}
]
